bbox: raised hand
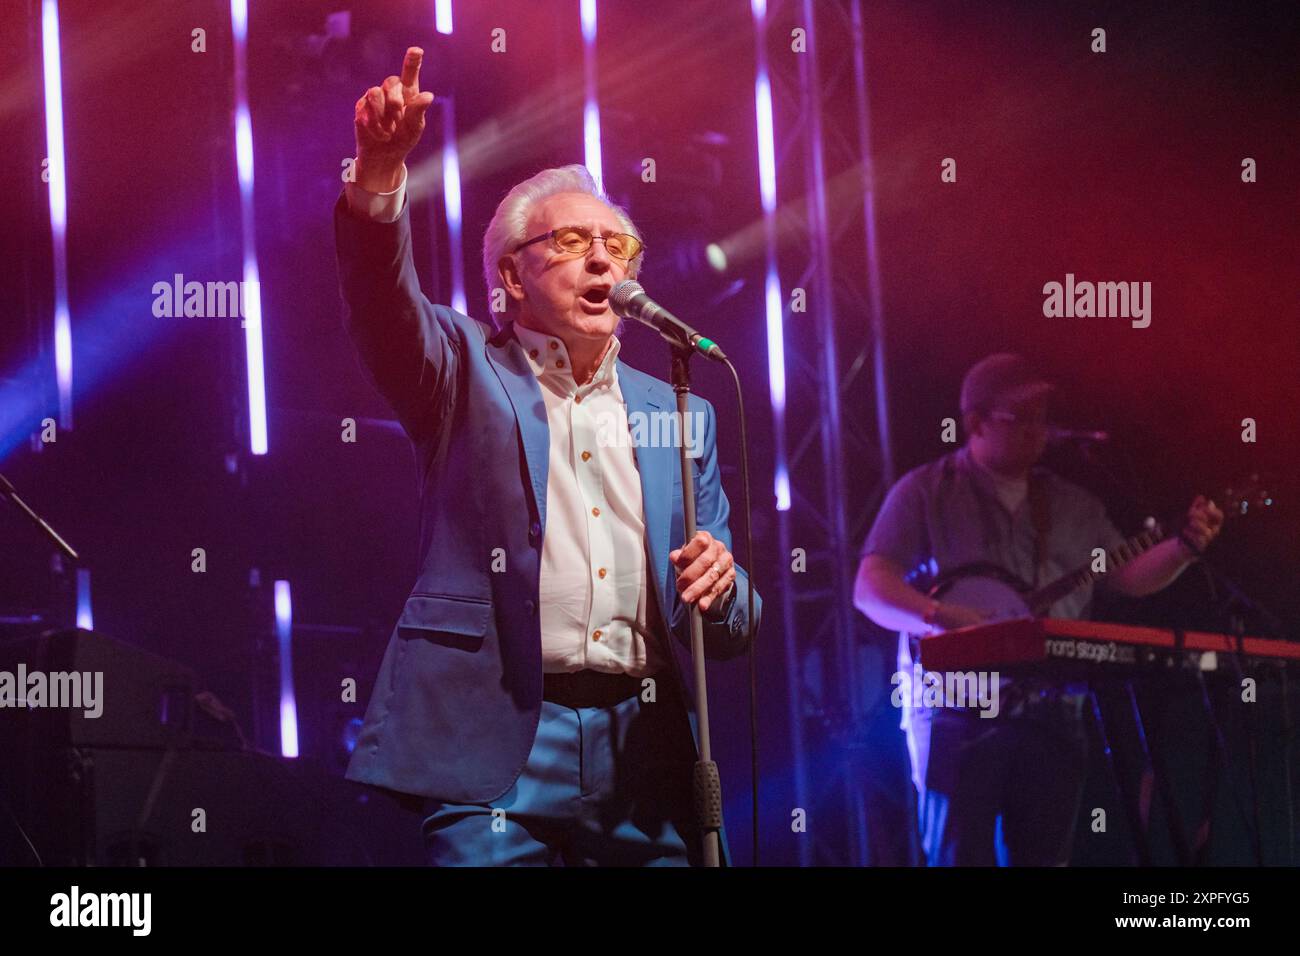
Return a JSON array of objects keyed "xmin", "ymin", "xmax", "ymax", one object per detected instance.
[{"xmin": 353, "ymin": 46, "xmax": 435, "ymax": 193}]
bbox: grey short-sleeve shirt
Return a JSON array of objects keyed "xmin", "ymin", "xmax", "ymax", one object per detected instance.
[
  {"xmin": 863, "ymin": 444, "xmax": 1124, "ymax": 622},
  {"xmin": 864, "ymin": 444, "xmax": 1125, "ymax": 781}
]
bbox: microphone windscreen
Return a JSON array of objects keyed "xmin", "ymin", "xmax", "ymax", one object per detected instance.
[{"xmin": 609, "ymin": 279, "xmax": 645, "ymax": 317}]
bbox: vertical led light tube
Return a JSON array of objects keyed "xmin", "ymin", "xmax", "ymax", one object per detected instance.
[
  {"xmin": 231, "ymin": 0, "xmax": 269, "ymax": 455},
  {"xmin": 75, "ymin": 567, "xmax": 92, "ymax": 631},
  {"xmin": 41, "ymin": 0, "xmax": 72, "ymax": 428},
  {"xmin": 441, "ymin": 97, "xmax": 467, "ymax": 315},
  {"xmin": 274, "ymin": 580, "xmax": 298, "ymax": 758},
  {"xmin": 435, "ymin": 0, "xmax": 453, "ymax": 35},
  {"xmin": 752, "ymin": 0, "xmax": 789, "ymax": 509},
  {"xmin": 580, "ymin": 0, "xmax": 603, "ymax": 192}
]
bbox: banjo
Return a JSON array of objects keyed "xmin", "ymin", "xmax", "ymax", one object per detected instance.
[{"xmin": 917, "ymin": 474, "xmax": 1271, "ymax": 629}]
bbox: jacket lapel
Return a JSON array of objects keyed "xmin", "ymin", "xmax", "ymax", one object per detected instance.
[
  {"xmin": 485, "ymin": 321, "xmax": 551, "ymax": 533},
  {"xmin": 484, "ymin": 325, "xmax": 674, "ymax": 619},
  {"xmin": 617, "ymin": 360, "xmax": 673, "ymax": 609}
]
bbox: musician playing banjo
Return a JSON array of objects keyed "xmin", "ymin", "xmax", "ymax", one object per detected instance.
[{"xmin": 853, "ymin": 352, "xmax": 1224, "ymax": 866}]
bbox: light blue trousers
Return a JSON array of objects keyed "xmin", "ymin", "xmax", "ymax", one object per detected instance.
[{"xmin": 421, "ymin": 689, "xmax": 702, "ymax": 866}]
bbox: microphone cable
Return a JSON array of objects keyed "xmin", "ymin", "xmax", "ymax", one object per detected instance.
[{"xmin": 718, "ymin": 356, "xmax": 760, "ymax": 866}]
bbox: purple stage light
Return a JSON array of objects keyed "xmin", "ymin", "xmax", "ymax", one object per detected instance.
[
  {"xmin": 581, "ymin": 0, "xmax": 603, "ymax": 192},
  {"xmin": 751, "ymin": 2, "xmax": 788, "ymax": 510},
  {"xmin": 442, "ymin": 98, "xmax": 467, "ymax": 315},
  {"xmin": 75, "ymin": 567, "xmax": 92, "ymax": 631},
  {"xmin": 41, "ymin": 0, "xmax": 72, "ymax": 429},
  {"xmin": 231, "ymin": 0, "xmax": 269, "ymax": 455},
  {"xmin": 435, "ymin": 0, "xmax": 453, "ymax": 36},
  {"xmin": 274, "ymin": 579, "xmax": 299, "ymax": 758}
]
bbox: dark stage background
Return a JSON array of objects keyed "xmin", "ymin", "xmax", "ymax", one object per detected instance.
[{"xmin": 2, "ymin": 0, "xmax": 1297, "ymax": 866}]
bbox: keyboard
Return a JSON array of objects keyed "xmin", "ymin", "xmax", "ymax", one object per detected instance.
[{"xmin": 917, "ymin": 618, "xmax": 1300, "ymax": 673}]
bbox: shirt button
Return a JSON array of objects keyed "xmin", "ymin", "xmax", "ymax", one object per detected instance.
[
  {"xmin": 581, "ymin": 450, "xmax": 591, "ymax": 461},
  {"xmin": 525, "ymin": 599, "xmax": 536, "ymax": 615},
  {"xmin": 592, "ymin": 629, "xmax": 602, "ymax": 641},
  {"xmin": 591, "ymin": 507, "xmax": 600, "ymax": 517},
  {"xmin": 574, "ymin": 394, "xmax": 582, "ymax": 404},
  {"xmin": 598, "ymin": 567, "xmax": 607, "ymax": 579},
  {"xmin": 528, "ymin": 349, "xmax": 539, "ymax": 359},
  {"xmin": 549, "ymin": 341, "xmax": 559, "ymax": 350},
  {"xmin": 556, "ymin": 359, "xmax": 565, "ymax": 369},
  {"xmin": 529, "ymin": 521, "xmax": 540, "ymax": 538}
]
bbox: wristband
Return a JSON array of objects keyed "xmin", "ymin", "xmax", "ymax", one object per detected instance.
[
  {"xmin": 922, "ymin": 598, "xmax": 941, "ymax": 630},
  {"xmin": 1176, "ymin": 529, "xmax": 1204, "ymax": 559}
]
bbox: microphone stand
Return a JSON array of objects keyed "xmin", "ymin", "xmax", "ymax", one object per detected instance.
[
  {"xmin": 616, "ymin": 278, "xmax": 754, "ymax": 864},
  {"xmin": 667, "ymin": 338, "xmax": 723, "ymax": 867},
  {"xmin": 0, "ymin": 473, "xmax": 78, "ymax": 562},
  {"xmin": 1064, "ymin": 443, "xmax": 1285, "ymax": 864},
  {"xmin": 0, "ymin": 472, "xmax": 75, "ymax": 866},
  {"xmin": 1198, "ymin": 559, "xmax": 1288, "ymax": 866}
]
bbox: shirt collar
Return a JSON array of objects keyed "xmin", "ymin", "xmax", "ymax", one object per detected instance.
[
  {"xmin": 512, "ymin": 321, "xmax": 621, "ymax": 398},
  {"xmin": 957, "ymin": 443, "xmax": 1046, "ymax": 500}
]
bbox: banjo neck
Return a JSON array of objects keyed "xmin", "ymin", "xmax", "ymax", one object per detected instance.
[
  {"xmin": 1024, "ymin": 525, "xmax": 1165, "ymax": 616},
  {"xmin": 1024, "ymin": 471, "xmax": 1270, "ymax": 615},
  {"xmin": 921, "ymin": 472, "xmax": 1270, "ymax": 625}
]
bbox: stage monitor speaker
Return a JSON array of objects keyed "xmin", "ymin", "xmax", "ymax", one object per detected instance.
[{"xmin": 0, "ymin": 627, "xmax": 195, "ymax": 750}]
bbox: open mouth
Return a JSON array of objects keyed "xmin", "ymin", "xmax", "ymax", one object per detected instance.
[{"xmin": 580, "ymin": 288, "xmax": 609, "ymax": 305}]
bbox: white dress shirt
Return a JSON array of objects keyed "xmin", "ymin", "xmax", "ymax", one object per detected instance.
[
  {"xmin": 345, "ymin": 167, "xmax": 670, "ymax": 677},
  {"xmin": 511, "ymin": 322, "xmax": 663, "ymax": 676}
]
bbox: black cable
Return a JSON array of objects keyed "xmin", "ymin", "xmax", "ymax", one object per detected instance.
[
  {"xmin": 720, "ymin": 357, "xmax": 759, "ymax": 866},
  {"xmin": 1282, "ymin": 667, "xmax": 1296, "ymax": 867},
  {"xmin": 197, "ymin": 690, "xmax": 377, "ymax": 866},
  {"xmin": 0, "ymin": 785, "xmax": 42, "ymax": 866}
]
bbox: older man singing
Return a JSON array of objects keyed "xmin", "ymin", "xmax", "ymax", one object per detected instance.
[{"xmin": 337, "ymin": 47, "xmax": 761, "ymax": 866}]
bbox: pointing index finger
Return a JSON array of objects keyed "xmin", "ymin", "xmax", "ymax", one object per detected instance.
[{"xmin": 401, "ymin": 47, "xmax": 424, "ymax": 91}]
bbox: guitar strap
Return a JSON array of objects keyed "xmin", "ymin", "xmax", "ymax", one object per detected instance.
[{"xmin": 1028, "ymin": 472, "xmax": 1051, "ymax": 589}]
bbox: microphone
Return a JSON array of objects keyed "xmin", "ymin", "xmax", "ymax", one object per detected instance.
[
  {"xmin": 609, "ymin": 280, "xmax": 727, "ymax": 362},
  {"xmin": 1048, "ymin": 426, "xmax": 1110, "ymax": 443}
]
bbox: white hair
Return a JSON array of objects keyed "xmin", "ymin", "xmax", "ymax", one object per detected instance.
[{"xmin": 481, "ymin": 164, "xmax": 644, "ymax": 326}]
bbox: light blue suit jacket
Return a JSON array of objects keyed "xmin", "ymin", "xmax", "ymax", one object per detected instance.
[{"xmin": 334, "ymin": 197, "xmax": 762, "ymax": 834}]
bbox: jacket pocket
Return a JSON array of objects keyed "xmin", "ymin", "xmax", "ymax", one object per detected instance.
[
  {"xmin": 670, "ymin": 466, "xmax": 703, "ymax": 501},
  {"xmin": 398, "ymin": 592, "xmax": 492, "ymax": 639}
]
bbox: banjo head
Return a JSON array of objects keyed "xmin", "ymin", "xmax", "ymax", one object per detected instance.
[{"xmin": 930, "ymin": 574, "xmax": 1032, "ymax": 623}]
